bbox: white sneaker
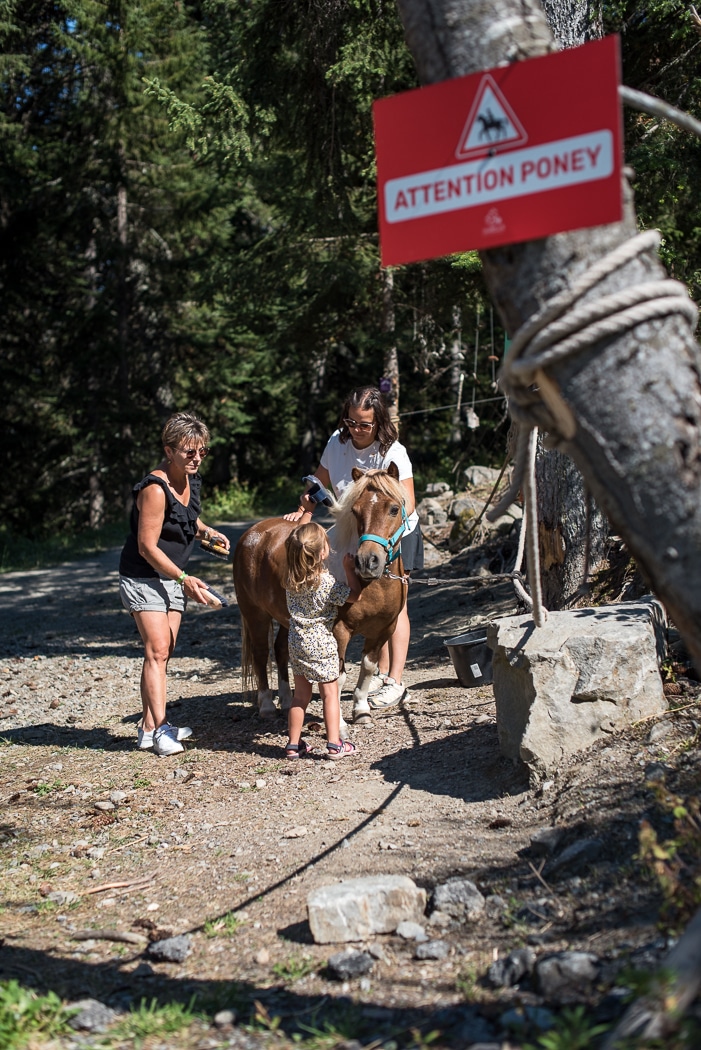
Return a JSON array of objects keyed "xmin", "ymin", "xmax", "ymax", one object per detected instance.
[
  {"xmin": 367, "ymin": 674, "xmax": 388, "ymax": 696},
  {"xmin": 368, "ymin": 677, "xmax": 407, "ymax": 710},
  {"xmin": 152, "ymin": 724, "xmax": 185, "ymax": 756},
  {"xmin": 137, "ymin": 723, "xmax": 192, "ymax": 749}
]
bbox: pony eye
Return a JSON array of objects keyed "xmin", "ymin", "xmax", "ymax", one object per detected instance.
[{"xmin": 389, "ymin": 504, "xmax": 399, "ymax": 517}]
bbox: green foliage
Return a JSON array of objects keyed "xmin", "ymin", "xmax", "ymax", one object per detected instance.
[
  {"xmin": 271, "ymin": 954, "xmax": 316, "ymax": 983},
  {"xmin": 204, "ymin": 909, "xmax": 244, "ymax": 937},
  {"xmin": 605, "ymin": 0, "xmax": 701, "ymax": 300},
  {"xmin": 202, "ymin": 481, "xmax": 258, "ymax": 522},
  {"xmin": 0, "ymin": 980, "xmax": 75, "ymax": 1048},
  {"xmin": 3, "ymin": 0, "xmax": 699, "ymax": 545},
  {"xmin": 0, "ymin": 522, "xmax": 127, "ymax": 574},
  {"xmin": 638, "ymin": 785, "xmax": 701, "ymax": 933},
  {"xmin": 111, "ymin": 996, "xmax": 197, "ymax": 1045},
  {"xmin": 523, "ymin": 1006, "xmax": 608, "ymax": 1049},
  {"xmin": 31, "ymin": 779, "xmax": 64, "ymax": 797}
]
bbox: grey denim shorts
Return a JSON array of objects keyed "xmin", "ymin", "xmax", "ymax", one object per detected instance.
[{"xmin": 119, "ymin": 575, "xmax": 186, "ymax": 615}]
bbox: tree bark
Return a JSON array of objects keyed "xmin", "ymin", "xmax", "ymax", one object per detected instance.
[
  {"xmin": 381, "ymin": 268, "xmax": 401, "ymax": 425},
  {"xmin": 395, "ymin": 0, "xmax": 701, "ymax": 668},
  {"xmin": 534, "ymin": 0, "xmax": 609, "ymax": 610}
]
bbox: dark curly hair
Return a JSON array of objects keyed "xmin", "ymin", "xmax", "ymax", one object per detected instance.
[{"xmin": 338, "ymin": 386, "xmax": 397, "ymax": 456}]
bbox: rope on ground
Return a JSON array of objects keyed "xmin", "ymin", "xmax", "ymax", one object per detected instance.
[{"xmin": 486, "ymin": 229, "xmax": 699, "ymax": 628}]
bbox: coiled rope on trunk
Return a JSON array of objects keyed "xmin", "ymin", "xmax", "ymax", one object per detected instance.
[{"xmin": 487, "ymin": 230, "xmax": 698, "ymax": 627}]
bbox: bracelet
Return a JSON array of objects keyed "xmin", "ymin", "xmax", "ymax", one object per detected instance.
[{"xmin": 176, "ymin": 571, "xmax": 187, "ymax": 585}]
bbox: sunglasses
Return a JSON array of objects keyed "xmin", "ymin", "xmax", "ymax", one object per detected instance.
[
  {"xmin": 177, "ymin": 446, "xmax": 209, "ymax": 459},
  {"xmin": 343, "ymin": 417, "xmax": 375, "ymax": 433}
]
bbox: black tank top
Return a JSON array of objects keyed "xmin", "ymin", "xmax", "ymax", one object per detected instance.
[{"xmin": 118, "ymin": 473, "xmax": 202, "ymax": 579}]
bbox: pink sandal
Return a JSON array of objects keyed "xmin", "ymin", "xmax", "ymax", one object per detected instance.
[
  {"xmin": 285, "ymin": 739, "xmax": 314, "ymax": 759},
  {"xmin": 324, "ymin": 740, "xmax": 357, "ymax": 760}
]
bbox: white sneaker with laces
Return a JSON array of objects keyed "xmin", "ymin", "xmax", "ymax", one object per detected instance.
[
  {"xmin": 368, "ymin": 677, "xmax": 407, "ymax": 710},
  {"xmin": 152, "ymin": 724, "xmax": 185, "ymax": 756},
  {"xmin": 137, "ymin": 723, "xmax": 192, "ymax": 749},
  {"xmin": 367, "ymin": 674, "xmax": 388, "ymax": 696}
]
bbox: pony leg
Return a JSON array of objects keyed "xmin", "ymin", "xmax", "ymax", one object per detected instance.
[
  {"xmin": 274, "ymin": 624, "xmax": 292, "ymax": 711},
  {"xmin": 239, "ymin": 610, "xmax": 276, "ymax": 718},
  {"xmin": 352, "ymin": 651, "xmax": 378, "ymax": 724}
]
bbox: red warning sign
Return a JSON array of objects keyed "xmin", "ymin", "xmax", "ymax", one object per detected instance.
[{"xmin": 373, "ymin": 36, "xmax": 622, "ymax": 266}]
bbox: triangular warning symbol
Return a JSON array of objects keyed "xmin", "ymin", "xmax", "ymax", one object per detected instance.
[{"xmin": 455, "ymin": 74, "xmax": 528, "ymax": 160}]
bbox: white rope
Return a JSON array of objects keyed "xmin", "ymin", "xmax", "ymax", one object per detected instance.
[{"xmin": 487, "ymin": 230, "xmax": 699, "ymax": 627}]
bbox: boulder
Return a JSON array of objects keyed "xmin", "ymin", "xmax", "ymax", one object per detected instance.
[
  {"xmin": 416, "ymin": 497, "xmax": 449, "ymax": 526},
  {"xmin": 488, "ymin": 598, "xmax": 667, "ymax": 781},
  {"xmin": 464, "ymin": 465, "xmax": 502, "ymax": 488},
  {"xmin": 307, "ymin": 874, "xmax": 426, "ymax": 944}
]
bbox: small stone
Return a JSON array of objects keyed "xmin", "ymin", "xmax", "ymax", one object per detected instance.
[
  {"xmin": 255, "ymin": 778, "xmax": 267, "ymax": 789},
  {"xmin": 415, "ymin": 939, "xmax": 450, "ymax": 960},
  {"xmin": 94, "ymin": 800, "xmax": 115, "ymax": 812},
  {"xmin": 49, "ymin": 699, "xmax": 60, "ymax": 709},
  {"xmin": 488, "ymin": 947, "xmax": 536, "ymax": 988},
  {"xmin": 327, "ymin": 949, "xmax": 374, "ymax": 980},
  {"xmin": 546, "ymin": 838, "xmax": 604, "ymax": 876},
  {"xmin": 147, "ymin": 934, "xmax": 191, "ymax": 963},
  {"xmin": 109, "ymin": 790, "xmax": 128, "ymax": 804},
  {"xmin": 432, "ymin": 877, "xmax": 485, "ymax": 921},
  {"xmin": 68, "ymin": 998, "xmax": 117, "ymax": 1032},
  {"xmin": 283, "ymin": 826, "xmax": 307, "ymax": 839},
  {"xmin": 47, "ymin": 891, "xmax": 80, "ymax": 906},
  {"xmin": 254, "ymin": 948, "xmax": 270, "ymax": 965},
  {"xmin": 396, "ymin": 920, "xmax": 428, "ymax": 941},
  {"xmin": 213, "ymin": 1009, "xmax": 237, "ymax": 1028},
  {"xmin": 530, "ymin": 827, "xmax": 564, "ymax": 856}
]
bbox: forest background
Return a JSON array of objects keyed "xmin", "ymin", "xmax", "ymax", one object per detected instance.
[{"xmin": 1, "ymin": 0, "xmax": 700, "ymax": 559}]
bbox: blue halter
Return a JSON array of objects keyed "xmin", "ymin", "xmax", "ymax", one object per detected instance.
[{"xmin": 357, "ymin": 505, "xmax": 408, "ymax": 566}]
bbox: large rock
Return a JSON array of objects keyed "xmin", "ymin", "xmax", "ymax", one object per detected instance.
[
  {"xmin": 488, "ymin": 598, "xmax": 667, "ymax": 781},
  {"xmin": 307, "ymin": 875, "xmax": 426, "ymax": 944}
]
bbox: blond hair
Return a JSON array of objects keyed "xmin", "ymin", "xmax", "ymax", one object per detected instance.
[
  {"xmin": 285, "ymin": 521, "xmax": 328, "ymax": 594},
  {"xmin": 161, "ymin": 411, "xmax": 210, "ymax": 452}
]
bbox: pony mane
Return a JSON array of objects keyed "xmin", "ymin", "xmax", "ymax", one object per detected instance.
[{"xmin": 330, "ymin": 469, "xmax": 405, "ymax": 553}]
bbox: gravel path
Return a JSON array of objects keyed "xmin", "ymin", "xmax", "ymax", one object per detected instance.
[{"xmin": 1, "ymin": 526, "xmax": 698, "ymax": 1046}]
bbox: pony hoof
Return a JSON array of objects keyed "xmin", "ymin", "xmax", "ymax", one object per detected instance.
[{"xmin": 353, "ymin": 711, "xmax": 373, "ymax": 725}]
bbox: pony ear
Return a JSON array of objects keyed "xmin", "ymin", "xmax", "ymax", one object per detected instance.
[
  {"xmin": 351, "ymin": 467, "xmax": 365, "ymax": 481},
  {"xmin": 386, "ymin": 462, "xmax": 400, "ymax": 480}
]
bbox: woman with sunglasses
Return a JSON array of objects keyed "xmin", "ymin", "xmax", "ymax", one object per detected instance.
[
  {"xmin": 285, "ymin": 385, "xmax": 423, "ymax": 710},
  {"xmin": 119, "ymin": 412, "xmax": 230, "ymax": 756}
]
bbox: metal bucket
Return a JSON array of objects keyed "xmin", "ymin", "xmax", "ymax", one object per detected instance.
[{"xmin": 444, "ymin": 628, "xmax": 493, "ymax": 687}]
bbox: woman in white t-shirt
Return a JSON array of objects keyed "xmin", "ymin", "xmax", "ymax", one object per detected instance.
[{"xmin": 284, "ymin": 386, "xmax": 424, "ymax": 710}]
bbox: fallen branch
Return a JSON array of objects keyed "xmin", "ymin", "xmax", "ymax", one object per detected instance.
[
  {"xmin": 107, "ymin": 834, "xmax": 149, "ymax": 854},
  {"xmin": 528, "ymin": 859, "xmax": 556, "ymax": 896},
  {"xmin": 602, "ymin": 905, "xmax": 701, "ymax": 1047},
  {"xmin": 71, "ymin": 929, "xmax": 148, "ymax": 945},
  {"xmin": 85, "ymin": 872, "xmax": 157, "ymax": 895}
]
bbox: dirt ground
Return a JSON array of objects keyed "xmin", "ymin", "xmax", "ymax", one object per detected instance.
[{"xmin": 1, "ymin": 522, "xmax": 700, "ymax": 1047}]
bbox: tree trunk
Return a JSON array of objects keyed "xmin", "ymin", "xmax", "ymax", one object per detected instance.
[
  {"xmin": 533, "ymin": 0, "xmax": 609, "ymax": 609},
  {"xmin": 536, "ymin": 433, "xmax": 609, "ymax": 607},
  {"xmin": 395, "ymin": 0, "xmax": 701, "ymax": 669},
  {"xmin": 381, "ymin": 268, "xmax": 401, "ymax": 426}
]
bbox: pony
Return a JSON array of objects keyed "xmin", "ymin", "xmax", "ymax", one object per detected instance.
[{"xmin": 232, "ymin": 464, "xmax": 408, "ymax": 726}]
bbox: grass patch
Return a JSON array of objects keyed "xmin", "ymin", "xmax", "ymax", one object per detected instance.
[
  {"xmin": 0, "ymin": 979, "xmax": 76, "ymax": 1048},
  {"xmin": 111, "ymin": 996, "xmax": 198, "ymax": 1046},
  {"xmin": 271, "ymin": 954, "xmax": 316, "ymax": 984},
  {"xmin": 204, "ymin": 910, "xmax": 244, "ymax": 938},
  {"xmin": 0, "ymin": 522, "xmax": 127, "ymax": 574}
]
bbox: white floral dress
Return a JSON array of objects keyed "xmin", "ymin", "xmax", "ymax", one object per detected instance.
[{"xmin": 286, "ymin": 570, "xmax": 351, "ymax": 683}]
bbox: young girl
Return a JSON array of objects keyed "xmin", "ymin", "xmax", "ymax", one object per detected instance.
[{"xmin": 284, "ymin": 521, "xmax": 361, "ymax": 759}]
